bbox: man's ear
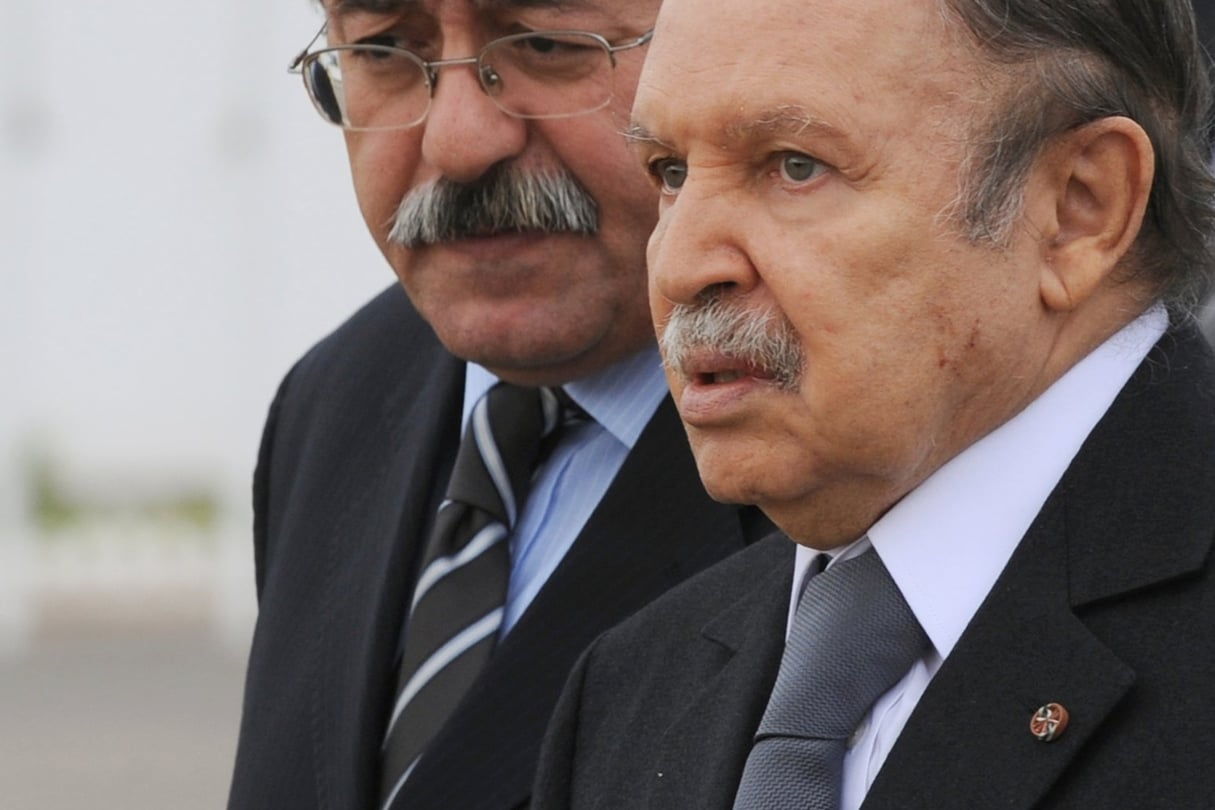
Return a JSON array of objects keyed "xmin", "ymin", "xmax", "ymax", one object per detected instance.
[{"xmin": 1029, "ymin": 116, "xmax": 1155, "ymax": 312}]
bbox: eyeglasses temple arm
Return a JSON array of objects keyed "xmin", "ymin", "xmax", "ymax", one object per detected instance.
[
  {"xmin": 288, "ymin": 21, "xmax": 330, "ymax": 73},
  {"xmin": 609, "ymin": 28, "xmax": 654, "ymax": 55}
]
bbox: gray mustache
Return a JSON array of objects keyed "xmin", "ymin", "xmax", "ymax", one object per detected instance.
[
  {"xmin": 388, "ymin": 164, "xmax": 599, "ymax": 248},
  {"xmin": 660, "ymin": 291, "xmax": 805, "ymax": 391}
]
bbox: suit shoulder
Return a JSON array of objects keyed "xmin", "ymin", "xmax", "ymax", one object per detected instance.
[
  {"xmin": 270, "ymin": 285, "xmax": 458, "ymax": 419},
  {"xmin": 254, "ymin": 283, "xmax": 463, "ymax": 546},
  {"xmin": 293, "ymin": 284, "xmax": 436, "ymax": 378}
]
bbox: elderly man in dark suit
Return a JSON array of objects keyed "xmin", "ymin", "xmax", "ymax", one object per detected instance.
[
  {"xmin": 534, "ymin": 0, "xmax": 1215, "ymax": 807},
  {"xmin": 225, "ymin": 1, "xmax": 771, "ymax": 808}
]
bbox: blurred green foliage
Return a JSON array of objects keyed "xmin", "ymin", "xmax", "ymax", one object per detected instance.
[{"xmin": 28, "ymin": 453, "xmax": 218, "ymax": 537}]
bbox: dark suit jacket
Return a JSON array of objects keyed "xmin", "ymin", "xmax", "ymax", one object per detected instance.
[
  {"xmin": 227, "ymin": 285, "xmax": 770, "ymax": 810},
  {"xmin": 534, "ymin": 326, "xmax": 1215, "ymax": 810}
]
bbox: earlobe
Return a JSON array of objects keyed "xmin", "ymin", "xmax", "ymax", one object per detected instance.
[{"xmin": 1037, "ymin": 117, "xmax": 1154, "ymax": 312}]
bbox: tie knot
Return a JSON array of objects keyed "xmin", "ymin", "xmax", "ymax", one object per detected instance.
[
  {"xmin": 444, "ymin": 383, "xmax": 585, "ymax": 528},
  {"xmin": 540, "ymin": 386, "xmax": 589, "ymax": 432}
]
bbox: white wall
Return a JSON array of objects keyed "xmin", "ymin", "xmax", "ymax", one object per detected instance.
[
  {"xmin": 7, "ymin": 0, "xmax": 387, "ymax": 477},
  {"xmin": 1, "ymin": 0, "xmax": 391, "ymax": 645}
]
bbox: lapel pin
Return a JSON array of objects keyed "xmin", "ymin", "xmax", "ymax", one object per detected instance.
[{"xmin": 1030, "ymin": 703, "xmax": 1069, "ymax": 742}]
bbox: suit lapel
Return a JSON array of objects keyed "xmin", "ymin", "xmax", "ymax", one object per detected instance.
[
  {"xmin": 861, "ymin": 494, "xmax": 1136, "ymax": 809},
  {"xmin": 866, "ymin": 327, "xmax": 1215, "ymax": 809},
  {"xmin": 312, "ymin": 330, "xmax": 465, "ymax": 810},
  {"xmin": 647, "ymin": 546, "xmax": 793, "ymax": 810},
  {"xmin": 403, "ymin": 397, "xmax": 763, "ymax": 810}
]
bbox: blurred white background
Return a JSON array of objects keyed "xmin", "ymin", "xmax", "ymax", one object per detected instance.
[
  {"xmin": 1, "ymin": 1, "xmax": 388, "ymax": 806},
  {"xmin": 3, "ymin": 3, "xmax": 1214, "ymax": 809}
]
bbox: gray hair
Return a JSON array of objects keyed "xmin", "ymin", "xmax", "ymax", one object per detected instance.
[
  {"xmin": 660, "ymin": 288, "xmax": 805, "ymax": 391},
  {"xmin": 943, "ymin": 0, "xmax": 1215, "ymax": 316},
  {"xmin": 388, "ymin": 163, "xmax": 598, "ymax": 248}
]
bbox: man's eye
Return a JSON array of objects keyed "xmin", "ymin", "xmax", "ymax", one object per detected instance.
[
  {"xmin": 650, "ymin": 158, "xmax": 688, "ymax": 192},
  {"xmin": 520, "ymin": 35, "xmax": 560, "ymax": 54},
  {"xmin": 357, "ymin": 34, "xmax": 396, "ymax": 47},
  {"xmin": 779, "ymin": 153, "xmax": 823, "ymax": 183},
  {"xmin": 353, "ymin": 29, "xmax": 432, "ymax": 55}
]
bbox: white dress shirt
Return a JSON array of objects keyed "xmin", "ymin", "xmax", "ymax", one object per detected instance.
[
  {"xmin": 462, "ymin": 345, "xmax": 669, "ymax": 635},
  {"xmin": 783, "ymin": 305, "xmax": 1168, "ymax": 810}
]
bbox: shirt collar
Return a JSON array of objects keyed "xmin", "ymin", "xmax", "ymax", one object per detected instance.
[
  {"xmin": 463, "ymin": 344, "xmax": 668, "ymax": 451},
  {"xmin": 792, "ymin": 304, "xmax": 1168, "ymax": 655}
]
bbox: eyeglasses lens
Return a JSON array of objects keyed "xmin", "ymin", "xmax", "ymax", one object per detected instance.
[{"xmin": 303, "ymin": 33, "xmax": 615, "ymax": 130}]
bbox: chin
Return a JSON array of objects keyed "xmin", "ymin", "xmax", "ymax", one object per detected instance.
[
  {"xmin": 694, "ymin": 468, "xmax": 764, "ymax": 507},
  {"xmin": 438, "ymin": 318, "xmax": 575, "ymax": 365},
  {"xmin": 688, "ymin": 439, "xmax": 770, "ymax": 500}
]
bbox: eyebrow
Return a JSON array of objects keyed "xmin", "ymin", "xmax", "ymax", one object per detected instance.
[
  {"xmin": 623, "ymin": 122, "xmax": 668, "ymax": 148},
  {"xmin": 332, "ymin": 0, "xmax": 581, "ymax": 12},
  {"xmin": 628, "ymin": 105, "xmax": 847, "ymax": 152},
  {"xmin": 331, "ymin": 0, "xmax": 413, "ymax": 13},
  {"xmin": 474, "ymin": 0, "xmax": 585, "ymax": 9}
]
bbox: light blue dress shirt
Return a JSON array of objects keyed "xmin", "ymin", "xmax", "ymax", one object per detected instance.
[{"xmin": 461, "ymin": 346, "xmax": 669, "ymax": 635}]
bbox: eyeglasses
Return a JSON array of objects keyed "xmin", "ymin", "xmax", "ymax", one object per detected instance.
[{"xmin": 288, "ymin": 24, "xmax": 654, "ymax": 131}]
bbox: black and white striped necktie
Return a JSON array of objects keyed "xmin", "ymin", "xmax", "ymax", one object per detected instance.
[{"xmin": 379, "ymin": 383, "xmax": 571, "ymax": 808}]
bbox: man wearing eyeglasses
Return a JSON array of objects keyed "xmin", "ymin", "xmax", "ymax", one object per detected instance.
[{"xmin": 226, "ymin": 2, "xmax": 770, "ymax": 810}]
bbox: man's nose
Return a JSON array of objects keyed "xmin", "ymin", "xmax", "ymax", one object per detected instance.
[
  {"xmin": 648, "ymin": 181, "xmax": 760, "ymax": 308},
  {"xmin": 420, "ymin": 59, "xmax": 529, "ymax": 183}
]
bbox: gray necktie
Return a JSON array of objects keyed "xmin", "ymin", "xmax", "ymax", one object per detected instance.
[{"xmin": 733, "ymin": 547, "xmax": 930, "ymax": 810}]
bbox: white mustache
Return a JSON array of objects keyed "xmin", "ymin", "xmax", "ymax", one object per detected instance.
[
  {"xmin": 387, "ymin": 163, "xmax": 598, "ymax": 248},
  {"xmin": 660, "ymin": 292, "xmax": 804, "ymax": 390}
]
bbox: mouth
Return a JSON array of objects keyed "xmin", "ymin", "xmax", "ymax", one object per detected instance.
[
  {"xmin": 420, "ymin": 226, "xmax": 537, "ymax": 243},
  {"xmin": 409, "ymin": 230, "xmax": 559, "ymax": 259},
  {"xmin": 703, "ymin": 370, "xmax": 744, "ymax": 384},
  {"xmin": 468, "ymin": 225, "xmax": 545, "ymax": 239},
  {"xmin": 672, "ymin": 353, "xmax": 788, "ymax": 425},
  {"xmin": 693, "ymin": 367, "xmax": 776, "ymax": 386},
  {"xmin": 683, "ymin": 352, "xmax": 781, "ymax": 387},
  {"xmin": 422, "ymin": 226, "xmax": 594, "ymax": 248},
  {"xmin": 391, "ymin": 216, "xmax": 596, "ymax": 250}
]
